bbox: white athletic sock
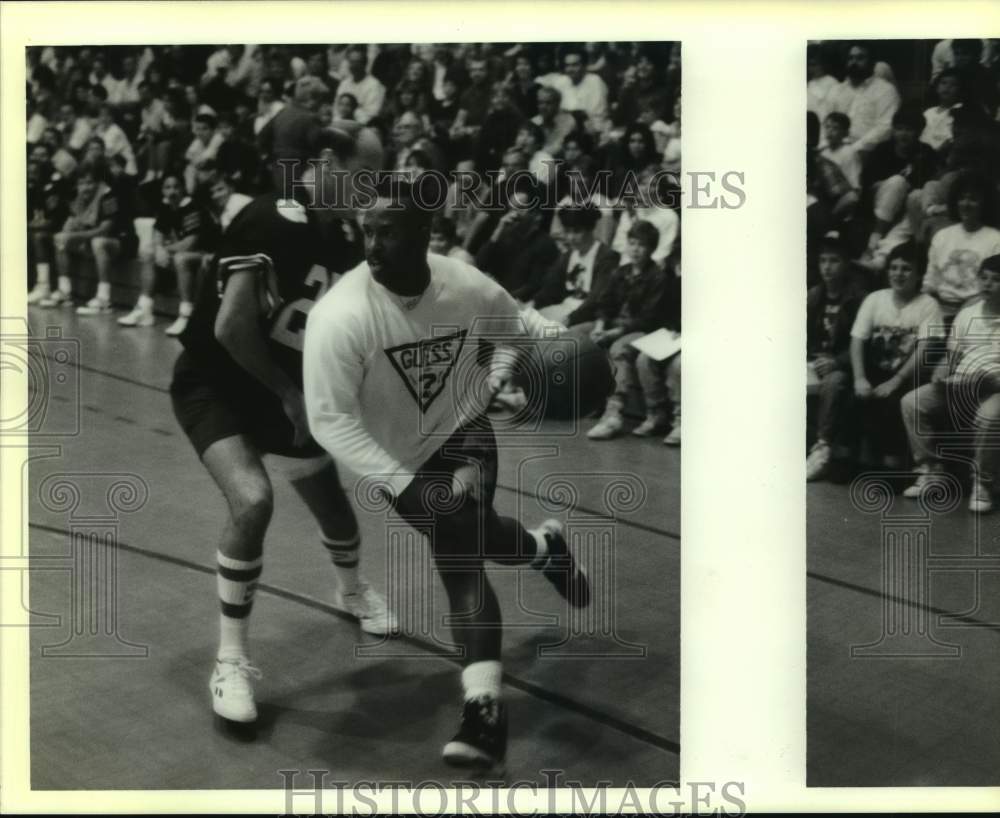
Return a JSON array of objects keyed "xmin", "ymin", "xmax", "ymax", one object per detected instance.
[
  {"xmin": 137, "ymin": 294, "xmax": 154, "ymax": 311},
  {"xmin": 179, "ymin": 300, "xmax": 193, "ymax": 317},
  {"xmin": 96, "ymin": 281, "xmax": 111, "ymax": 302},
  {"xmin": 529, "ymin": 528, "xmax": 549, "ymax": 568},
  {"xmin": 216, "ymin": 551, "xmax": 262, "ymax": 661},
  {"xmin": 462, "ymin": 660, "xmax": 503, "ymax": 701},
  {"xmin": 35, "ymin": 263, "xmax": 51, "ymax": 290},
  {"xmin": 57, "ymin": 275, "xmax": 72, "ymax": 296},
  {"xmin": 320, "ymin": 532, "xmax": 360, "ymax": 595}
]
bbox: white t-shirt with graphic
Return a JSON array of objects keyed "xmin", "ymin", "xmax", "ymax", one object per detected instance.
[
  {"xmin": 949, "ymin": 300, "xmax": 1000, "ymax": 383},
  {"xmin": 924, "ymin": 223, "xmax": 1000, "ymax": 307},
  {"xmin": 850, "ymin": 289, "xmax": 944, "ymax": 376},
  {"xmin": 304, "ymin": 254, "xmax": 558, "ymax": 496}
]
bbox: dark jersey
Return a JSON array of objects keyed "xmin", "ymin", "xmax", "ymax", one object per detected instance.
[
  {"xmin": 179, "ymin": 192, "xmax": 363, "ymax": 389},
  {"xmin": 154, "ymin": 197, "xmax": 207, "ymax": 246}
]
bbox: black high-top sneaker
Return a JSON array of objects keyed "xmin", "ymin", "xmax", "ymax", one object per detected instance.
[
  {"xmin": 536, "ymin": 519, "xmax": 591, "ymax": 608},
  {"xmin": 442, "ymin": 695, "xmax": 507, "ymax": 772}
]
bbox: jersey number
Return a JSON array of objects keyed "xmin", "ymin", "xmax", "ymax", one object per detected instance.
[{"xmin": 268, "ymin": 265, "xmax": 339, "ymax": 351}]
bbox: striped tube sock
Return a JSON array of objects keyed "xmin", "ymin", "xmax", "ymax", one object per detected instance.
[
  {"xmin": 320, "ymin": 532, "xmax": 360, "ymax": 595},
  {"xmin": 216, "ymin": 551, "xmax": 263, "ymax": 661}
]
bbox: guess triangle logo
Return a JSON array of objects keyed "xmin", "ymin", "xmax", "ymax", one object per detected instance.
[{"xmin": 384, "ymin": 330, "xmax": 468, "ymax": 413}]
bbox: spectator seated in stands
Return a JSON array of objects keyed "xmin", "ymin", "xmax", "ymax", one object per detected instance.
[
  {"xmin": 184, "ymin": 112, "xmax": 223, "ymax": 194},
  {"xmin": 849, "ymin": 241, "xmax": 945, "ymax": 469},
  {"xmin": 611, "ymin": 166, "xmax": 679, "ymax": 268},
  {"xmin": 94, "ymin": 103, "xmax": 138, "ymax": 176},
  {"xmin": 118, "ymin": 172, "xmax": 212, "ymax": 335},
  {"xmin": 806, "ymin": 232, "xmax": 868, "ymax": 481},
  {"xmin": 38, "ymin": 164, "xmax": 138, "ymax": 315},
  {"xmin": 532, "ymin": 85, "xmax": 578, "ymax": 156},
  {"xmin": 857, "ymin": 107, "xmax": 939, "ymax": 276},
  {"xmin": 41, "ymin": 126, "xmax": 78, "ymax": 178},
  {"xmin": 528, "ymin": 202, "xmax": 619, "ymax": 325},
  {"xmin": 582, "ymin": 219, "xmax": 673, "ymax": 440},
  {"xmin": 807, "ymin": 112, "xmax": 858, "ymax": 277},
  {"xmin": 55, "ymin": 99, "xmax": 93, "ymax": 154},
  {"xmin": 475, "ymin": 82, "xmax": 525, "ymax": 175},
  {"xmin": 829, "ymin": 41, "xmax": 901, "ymax": 154},
  {"xmin": 26, "ymin": 156, "xmax": 72, "ymax": 305},
  {"xmin": 610, "ymin": 122, "xmax": 661, "ymax": 199},
  {"xmin": 548, "ymin": 45, "xmax": 610, "ymax": 139},
  {"xmin": 820, "ymin": 112, "xmax": 862, "ymax": 192},
  {"xmin": 634, "ymin": 240, "xmax": 682, "ymax": 446},
  {"xmin": 335, "ymin": 45, "xmax": 386, "ymax": 125},
  {"xmin": 215, "ymin": 112, "xmax": 261, "ymax": 193},
  {"xmin": 474, "ymin": 177, "xmax": 559, "ymax": 296},
  {"xmin": 335, "ymin": 92, "xmax": 359, "ymax": 121},
  {"xmin": 920, "ymin": 67, "xmax": 964, "ymax": 153},
  {"xmin": 901, "ymin": 253, "xmax": 1000, "ymax": 513},
  {"xmin": 515, "ymin": 120, "xmax": 556, "ymax": 188},
  {"xmin": 206, "ymin": 170, "xmax": 252, "ymax": 232},
  {"xmin": 921, "ymin": 171, "xmax": 1000, "ymax": 318},
  {"xmin": 428, "ymin": 213, "xmax": 475, "ymax": 265},
  {"xmin": 449, "ymin": 57, "xmax": 493, "ymax": 160}
]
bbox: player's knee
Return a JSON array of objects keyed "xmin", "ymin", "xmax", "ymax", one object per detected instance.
[
  {"xmin": 232, "ymin": 487, "xmax": 274, "ymax": 534},
  {"xmin": 90, "ymin": 236, "xmax": 116, "ymax": 255}
]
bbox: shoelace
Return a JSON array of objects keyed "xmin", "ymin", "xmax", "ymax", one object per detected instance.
[{"xmin": 218, "ymin": 659, "xmax": 263, "ymax": 684}]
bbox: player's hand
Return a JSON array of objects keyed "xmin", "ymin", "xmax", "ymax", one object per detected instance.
[
  {"xmin": 451, "ymin": 462, "xmax": 481, "ymax": 504},
  {"xmin": 812, "ymin": 356, "xmax": 835, "ymax": 378},
  {"xmin": 486, "ymin": 375, "xmax": 507, "ymax": 405},
  {"xmin": 154, "ymin": 246, "xmax": 170, "ymax": 268},
  {"xmin": 871, "ymin": 378, "xmax": 898, "ymax": 399},
  {"xmin": 282, "ymin": 390, "xmax": 312, "ymax": 448},
  {"xmin": 854, "ymin": 377, "xmax": 873, "ymax": 399}
]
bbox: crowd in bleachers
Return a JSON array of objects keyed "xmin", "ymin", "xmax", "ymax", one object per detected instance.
[
  {"xmin": 25, "ymin": 42, "xmax": 682, "ymax": 443},
  {"xmin": 806, "ymin": 39, "xmax": 1000, "ymax": 510}
]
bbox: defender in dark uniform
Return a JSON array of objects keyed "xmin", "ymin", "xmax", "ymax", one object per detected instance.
[{"xmin": 169, "ymin": 125, "xmax": 396, "ymax": 725}]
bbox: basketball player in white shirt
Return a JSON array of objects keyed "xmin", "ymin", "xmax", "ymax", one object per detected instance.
[{"xmin": 304, "ymin": 177, "xmax": 591, "ymax": 771}]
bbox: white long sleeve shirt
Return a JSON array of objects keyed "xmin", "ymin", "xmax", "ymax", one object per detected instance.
[
  {"xmin": 829, "ymin": 75, "xmax": 900, "ymax": 153},
  {"xmin": 304, "ymin": 254, "xmax": 558, "ymax": 496}
]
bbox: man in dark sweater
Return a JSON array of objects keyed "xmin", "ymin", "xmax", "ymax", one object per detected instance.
[
  {"xmin": 524, "ymin": 202, "xmax": 619, "ymax": 325},
  {"xmin": 807, "ymin": 232, "xmax": 868, "ymax": 479},
  {"xmin": 474, "ymin": 179, "xmax": 559, "ymax": 296}
]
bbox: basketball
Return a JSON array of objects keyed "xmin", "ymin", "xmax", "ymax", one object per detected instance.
[{"xmin": 520, "ymin": 332, "xmax": 616, "ymax": 421}]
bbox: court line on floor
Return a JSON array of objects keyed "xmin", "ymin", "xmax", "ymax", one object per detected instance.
[
  {"xmin": 40, "ymin": 353, "xmax": 682, "ymax": 543},
  {"xmin": 28, "ymin": 520, "xmax": 680, "ymax": 757},
  {"xmin": 807, "ymin": 570, "xmax": 1000, "ymax": 631}
]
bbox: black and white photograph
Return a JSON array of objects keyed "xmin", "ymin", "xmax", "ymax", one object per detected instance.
[
  {"xmin": 806, "ymin": 37, "xmax": 1000, "ymax": 785},
  {"xmin": 18, "ymin": 37, "xmax": 682, "ymax": 790}
]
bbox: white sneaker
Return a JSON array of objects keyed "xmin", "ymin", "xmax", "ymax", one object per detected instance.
[
  {"xmin": 209, "ymin": 657, "xmax": 262, "ymax": 723},
  {"xmin": 76, "ymin": 296, "xmax": 112, "ymax": 315},
  {"xmin": 118, "ymin": 307, "xmax": 155, "ymax": 327},
  {"xmin": 333, "ymin": 582, "xmax": 399, "ymax": 636},
  {"xmin": 165, "ymin": 315, "xmax": 189, "ymax": 337},
  {"xmin": 806, "ymin": 441, "xmax": 831, "ymax": 481},
  {"xmin": 663, "ymin": 423, "xmax": 681, "ymax": 447},
  {"xmin": 587, "ymin": 412, "xmax": 624, "ymax": 440},
  {"xmin": 27, "ymin": 285, "xmax": 51, "ymax": 305},
  {"xmin": 968, "ymin": 479, "xmax": 994, "ymax": 514},
  {"xmin": 38, "ymin": 290, "xmax": 72, "ymax": 308},
  {"xmin": 902, "ymin": 465, "xmax": 945, "ymax": 499},
  {"xmin": 632, "ymin": 413, "xmax": 670, "ymax": 437}
]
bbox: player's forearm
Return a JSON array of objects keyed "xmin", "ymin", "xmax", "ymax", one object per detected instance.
[
  {"xmin": 306, "ymin": 410, "xmax": 414, "ymax": 497},
  {"xmin": 850, "ymin": 337, "xmax": 866, "ymax": 382}
]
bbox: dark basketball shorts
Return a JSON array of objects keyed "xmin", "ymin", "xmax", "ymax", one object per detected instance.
[
  {"xmin": 170, "ymin": 350, "xmax": 324, "ymax": 459},
  {"xmin": 389, "ymin": 416, "xmax": 525, "ymax": 562}
]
